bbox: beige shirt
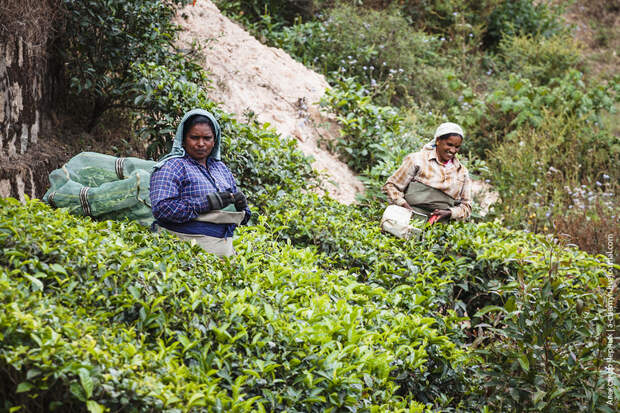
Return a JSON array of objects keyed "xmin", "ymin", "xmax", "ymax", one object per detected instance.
[{"xmin": 383, "ymin": 146, "xmax": 472, "ymax": 220}]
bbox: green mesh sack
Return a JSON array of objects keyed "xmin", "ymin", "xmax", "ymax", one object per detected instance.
[{"xmin": 43, "ymin": 152, "xmax": 156, "ymax": 226}]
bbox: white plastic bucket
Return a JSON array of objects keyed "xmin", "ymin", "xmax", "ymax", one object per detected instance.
[{"xmin": 380, "ymin": 204, "xmax": 420, "ymax": 240}]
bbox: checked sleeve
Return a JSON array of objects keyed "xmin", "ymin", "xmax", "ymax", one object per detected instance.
[
  {"xmin": 150, "ymin": 163, "xmax": 210, "ymax": 223},
  {"xmin": 383, "ymin": 154, "xmax": 419, "ymax": 207}
]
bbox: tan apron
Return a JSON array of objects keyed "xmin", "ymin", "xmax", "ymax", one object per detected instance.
[
  {"xmin": 195, "ymin": 209, "xmax": 246, "ymax": 225},
  {"xmin": 158, "ymin": 209, "xmax": 246, "ymax": 257}
]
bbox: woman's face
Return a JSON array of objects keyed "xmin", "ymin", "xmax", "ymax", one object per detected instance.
[
  {"xmin": 435, "ymin": 134, "xmax": 462, "ymax": 163},
  {"xmin": 184, "ymin": 123, "xmax": 215, "ymax": 165}
]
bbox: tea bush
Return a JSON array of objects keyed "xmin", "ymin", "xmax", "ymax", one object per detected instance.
[
  {"xmin": 1, "ymin": 190, "xmax": 615, "ymax": 411},
  {"xmin": 439, "ymin": 222, "xmax": 617, "ymax": 411},
  {"xmin": 319, "ymin": 77, "xmax": 415, "ymax": 174},
  {"xmin": 257, "ymin": 190, "xmax": 617, "ymax": 411},
  {"xmin": 1, "ymin": 197, "xmax": 459, "ymax": 412},
  {"xmin": 474, "ymin": 260, "xmax": 611, "ymax": 410},
  {"xmin": 57, "ymin": 0, "xmax": 197, "ymax": 130},
  {"xmin": 18, "ymin": 0, "xmax": 618, "ymax": 410}
]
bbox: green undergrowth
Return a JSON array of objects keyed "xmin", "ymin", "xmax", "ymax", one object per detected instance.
[
  {"xmin": 1, "ymin": 198, "xmax": 455, "ymax": 412},
  {"xmin": 13, "ymin": 1, "xmax": 617, "ymax": 410},
  {"xmin": 261, "ymin": 192, "xmax": 618, "ymax": 411},
  {"xmin": 2, "ymin": 196, "xmax": 617, "ymax": 412},
  {"xmin": 217, "ymin": 0, "xmax": 619, "ymax": 260}
]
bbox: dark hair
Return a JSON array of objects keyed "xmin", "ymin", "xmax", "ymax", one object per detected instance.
[
  {"xmin": 437, "ymin": 133, "xmax": 463, "ymax": 141},
  {"xmin": 183, "ymin": 114, "xmax": 215, "ymax": 140}
]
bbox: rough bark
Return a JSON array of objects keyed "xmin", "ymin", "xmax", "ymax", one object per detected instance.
[
  {"xmin": 0, "ymin": 37, "xmax": 45, "ymax": 158},
  {"xmin": 0, "ymin": 160, "xmax": 59, "ymax": 202},
  {"xmin": 0, "ymin": 0, "xmax": 61, "ymax": 199}
]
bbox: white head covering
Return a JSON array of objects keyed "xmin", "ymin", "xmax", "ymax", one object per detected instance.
[
  {"xmin": 434, "ymin": 122, "xmax": 464, "ymax": 139},
  {"xmin": 424, "ymin": 122, "xmax": 464, "ymax": 149}
]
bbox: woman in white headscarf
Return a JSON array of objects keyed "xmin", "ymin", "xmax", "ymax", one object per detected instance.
[{"xmin": 383, "ymin": 122, "xmax": 472, "ymax": 222}]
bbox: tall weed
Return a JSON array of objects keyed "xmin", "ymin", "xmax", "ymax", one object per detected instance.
[
  {"xmin": 498, "ymin": 33, "xmax": 585, "ymax": 86},
  {"xmin": 553, "ymin": 186, "xmax": 619, "ymax": 263},
  {"xmin": 213, "ymin": 0, "xmax": 319, "ymax": 25},
  {"xmin": 487, "ymin": 112, "xmax": 619, "ymax": 258},
  {"xmin": 270, "ymin": 4, "xmax": 454, "ymax": 107},
  {"xmin": 451, "ymin": 70, "xmax": 619, "ymax": 158},
  {"xmin": 483, "ymin": 0, "xmax": 563, "ymax": 50},
  {"xmin": 334, "ymin": 0, "xmax": 498, "ymax": 37}
]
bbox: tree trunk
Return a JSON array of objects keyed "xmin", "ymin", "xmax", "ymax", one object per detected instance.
[
  {"xmin": 0, "ymin": 36, "xmax": 46, "ymax": 158},
  {"xmin": 0, "ymin": 0, "xmax": 61, "ymax": 200}
]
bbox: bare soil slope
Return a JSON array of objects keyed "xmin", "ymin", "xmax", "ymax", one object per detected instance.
[{"xmin": 176, "ymin": 1, "xmax": 364, "ymax": 204}]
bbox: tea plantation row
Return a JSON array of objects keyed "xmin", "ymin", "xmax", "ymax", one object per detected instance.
[{"xmin": 1, "ymin": 195, "xmax": 616, "ymax": 412}]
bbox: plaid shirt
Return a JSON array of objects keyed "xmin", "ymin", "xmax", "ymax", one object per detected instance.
[
  {"xmin": 150, "ymin": 155, "xmax": 250, "ymax": 237},
  {"xmin": 383, "ymin": 147, "xmax": 472, "ymax": 220}
]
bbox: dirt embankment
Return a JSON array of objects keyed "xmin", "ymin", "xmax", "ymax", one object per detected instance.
[{"xmin": 176, "ymin": 0, "xmax": 365, "ymax": 204}]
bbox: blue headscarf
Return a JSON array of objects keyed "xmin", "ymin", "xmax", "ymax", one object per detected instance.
[{"xmin": 153, "ymin": 108, "xmax": 222, "ymax": 171}]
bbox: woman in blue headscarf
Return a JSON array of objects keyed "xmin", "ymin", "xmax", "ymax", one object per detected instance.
[{"xmin": 150, "ymin": 109, "xmax": 250, "ymax": 257}]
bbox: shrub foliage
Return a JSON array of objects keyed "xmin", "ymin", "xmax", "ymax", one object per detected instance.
[
  {"xmin": 1, "ymin": 194, "xmax": 616, "ymax": 411},
  {"xmin": 4, "ymin": 0, "xmax": 618, "ymax": 411},
  {"xmin": 56, "ymin": 0, "xmax": 197, "ymax": 130}
]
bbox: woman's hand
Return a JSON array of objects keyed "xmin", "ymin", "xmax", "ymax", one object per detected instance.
[
  {"xmin": 233, "ymin": 191, "xmax": 248, "ymax": 211},
  {"xmin": 431, "ymin": 209, "xmax": 452, "ymax": 222},
  {"xmin": 206, "ymin": 191, "xmax": 234, "ymax": 210}
]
